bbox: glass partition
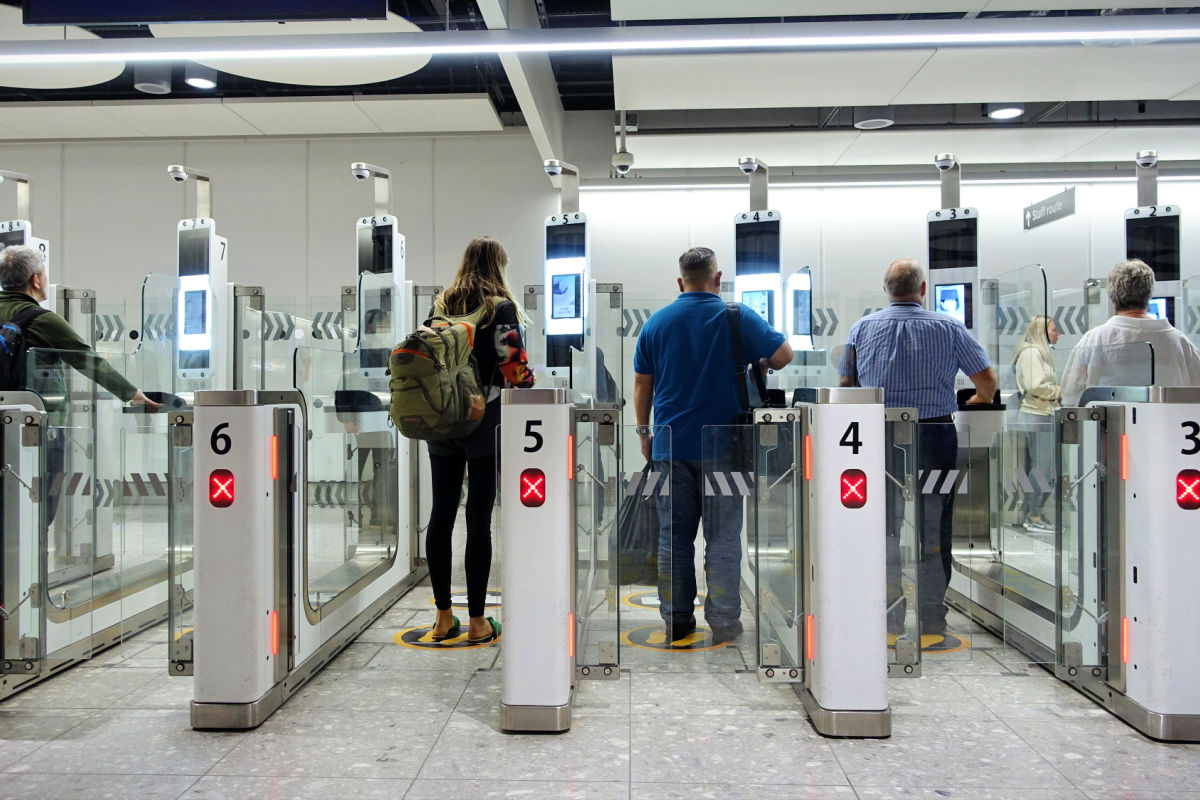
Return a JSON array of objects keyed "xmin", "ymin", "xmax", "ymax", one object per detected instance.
[
  {"xmin": 571, "ymin": 409, "xmax": 621, "ymax": 673},
  {"xmin": 995, "ymin": 264, "xmax": 1050, "ymax": 414},
  {"xmin": 1184, "ymin": 274, "xmax": 1200, "ymax": 349},
  {"xmin": 885, "ymin": 409, "xmax": 921, "ymax": 675}
]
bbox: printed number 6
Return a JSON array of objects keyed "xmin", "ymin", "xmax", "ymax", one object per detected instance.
[
  {"xmin": 211, "ymin": 422, "xmax": 232, "ymax": 456},
  {"xmin": 524, "ymin": 420, "xmax": 543, "ymax": 453}
]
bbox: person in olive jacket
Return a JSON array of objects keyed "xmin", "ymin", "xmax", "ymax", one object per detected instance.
[{"xmin": 0, "ymin": 244, "xmax": 159, "ymax": 523}]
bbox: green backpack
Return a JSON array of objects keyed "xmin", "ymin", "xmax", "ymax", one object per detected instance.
[{"xmin": 388, "ymin": 301, "xmax": 491, "ymax": 441}]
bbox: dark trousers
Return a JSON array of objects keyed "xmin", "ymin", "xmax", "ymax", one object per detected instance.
[
  {"xmin": 45, "ymin": 429, "xmax": 65, "ymax": 529},
  {"xmin": 426, "ymin": 451, "xmax": 496, "ymax": 619},
  {"xmin": 918, "ymin": 421, "xmax": 958, "ymax": 630}
]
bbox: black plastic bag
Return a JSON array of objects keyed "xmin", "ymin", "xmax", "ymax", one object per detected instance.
[{"xmin": 613, "ymin": 463, "xmax": 660, "ymax": 586}]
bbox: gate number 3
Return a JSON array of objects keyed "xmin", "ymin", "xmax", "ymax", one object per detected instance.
[{"xmin": 1184, "ymin": 421, "xmax": 1200, "ymax": 456}]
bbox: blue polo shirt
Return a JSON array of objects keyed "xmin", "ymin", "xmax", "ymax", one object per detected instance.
[
  {"xmin": 838, "ymin": 301, "xmax": 991, "ymax": 418},
  {"xmin": 634, "ymin": 292, "xmax": 784, "ymax": 461}
]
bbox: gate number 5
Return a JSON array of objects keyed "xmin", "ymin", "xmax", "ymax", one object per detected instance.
[{"xmin": 524, "ymin": 420, "xmax": 543, "ymax": 453}]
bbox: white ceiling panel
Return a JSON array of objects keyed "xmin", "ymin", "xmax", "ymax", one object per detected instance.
[
  {"xmin": 612, "ymin": 0, "xmax": 1176, "ymax": 20},
  {"xmin": 614, "ymin": 50, "xmax": 935, "ymax": 111},
  {"xmin": 1172, "ymin": 80, "xmax": 1200, "ymax": 101},
  {"xmin": 836, "ymin": 126, "xmax": 1110, "ymax": 166},
  {"xmin": 895, "ymin": 43, "xmax": 1200, "ymax": 104},
  {"xmin": 148, "ymin": 13, "xmax": 430, "ymax": 87},
  {"xmin": 224, "ymin": 97, "xmax": 381, "ymax": 136},
  {"xmin": 0, "ymin": 104, "xmax": 142, "ymax": 139},
  {"xmin": 630, "ymin": 130, "xmax": 859, "ymax": 170},
  {"xmin": 96, "ymin": 100, "xmax": 262, "ymax": 137},
  {"xmin": 0, "ymin": 5, "xmax": 123, "ymax": 90},
  {"xmin": 1061, "ymin": 126, "xmax": 1200, "ymax": 163},
  {"xmin": 355, "ymin": 94, "xmax": 502, "ymax": 133}
]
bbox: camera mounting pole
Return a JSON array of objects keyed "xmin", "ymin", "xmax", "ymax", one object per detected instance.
[
  {"xmin": 168, "ymin": 165, "xmax": 213, "ymax": 219},
  {"xmin": 0, "ymin": 170, "xmax": 31, "ymax": 221},
  {"xmin": 351, "ymin": 162, "xmax": 392, "ymax": 217},
  {"xmin": 1136, "ymin": 150, "xmax": 1158, "ymax": 207},
  {"xmin": 740, "ymin": 157, "xmax": 769, "ymax": 212},
  {"xmin": 936, "ymin": 153, "xmax": 960, "ymax": 209},
  {"xmin": 545, "ymin": 159, "xmax": 580, "ymax": 215}
]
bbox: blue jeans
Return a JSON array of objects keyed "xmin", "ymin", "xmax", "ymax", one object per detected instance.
[{"xmin": 653, "ymin": 459, "xmax": 744, "ymax": 629}]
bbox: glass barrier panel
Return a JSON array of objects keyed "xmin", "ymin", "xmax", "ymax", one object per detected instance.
[
  {"xmin": 995, "ymin": 264, "xmax": 1050, "ymax": 414},
  {"xmin": 234, "ymin": 291, "xmax": 265, "ymax": 391},
  {"xmin": 1050, "ymin": 286, "xmax": 1093, "ymax": 356},
  {"xmin": 571, "ymin": 409, "xmax": 620, "ymax": 671},
  {"xmin": 618, "ymin": 291, "xmax": 678, "ymax": 410},
  {"xmin": 751, "ymin": 417, "xmax": 802, "ymax": 679},
  {"xmin": 885, "ymin": 410, "xmax": 921, "ymax": 675},
  {"xmin": 614, "ymin": 424, "xmax": 672, "ymax": 669},
  {"xmin": 570, "ymin": 282, "xmax": 625, "ymax": 409},
  {"xmin": 1184, "ymin": 274, "xmax": 1200, "ymax": 349},
  {"xmin": 94, "ymin": 299, "xmax": 136, "ymax": 358},
  {"xmin": 127, "ymin": 273, "xmax": 179, "ymax": 401},
  {"xmin": 167, "ymin": 413, "xmax": 194, "ymax": 673},
  {"xmin": 1060, "ymin": 342, "xmax": 1156, "ymax": 407},
  {"xmin": 0, "ymin": 405, "xmax": 48, "ymax": 670}
]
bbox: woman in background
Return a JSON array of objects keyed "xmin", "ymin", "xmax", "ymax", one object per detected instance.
[
  {"xmin": 426, "ymin": 236, "xmax": 534, "ymax": 643},
  {"xmin": 1012, "ymin": 315, "xmax": 1062, "ymax": 532}
]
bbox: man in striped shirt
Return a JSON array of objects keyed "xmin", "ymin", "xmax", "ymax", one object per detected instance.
[{"xmin": 838, "ymin": 257, "xmax": 997, "ymax": 635}]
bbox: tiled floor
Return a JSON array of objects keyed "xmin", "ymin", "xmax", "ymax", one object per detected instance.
[{"xmin": 3, "ymin": 582, "xmax": 1200, "ymax": 800}]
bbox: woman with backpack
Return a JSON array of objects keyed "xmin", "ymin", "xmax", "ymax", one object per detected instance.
[
  {"xmin": 425, "ymin": 236, "xmax": 534, "ymax": 643},
  {"xmin": 1012, "ymin": 314, "xmax": 1062, "ymax": 533}
]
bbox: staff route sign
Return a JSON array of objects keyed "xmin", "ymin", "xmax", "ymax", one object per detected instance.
[{"xmin": 1023, "ymin": 187, "xmax": 1075, "ymax": 230}]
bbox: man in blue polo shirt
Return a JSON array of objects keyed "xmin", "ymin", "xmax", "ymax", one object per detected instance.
[
  {"xmin": 839, "ymin": 257, "xmax": 996, "ymax": 635},
  {"xmin": 633, "ymin": 247, "xmax": 791, "ymax": 643}
]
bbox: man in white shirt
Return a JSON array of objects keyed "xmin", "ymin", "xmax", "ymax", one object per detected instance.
[{"xmin": 1061, "ymin": 258, "xmax": 1200, "ymax": 405}]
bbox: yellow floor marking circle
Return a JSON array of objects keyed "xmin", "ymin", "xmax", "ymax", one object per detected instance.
[
  {"xmin": 621, "ymin": 590, "xmax": 705, "ymax": 611},
  {"xmin": 394, "ymin": 625, "xmax": 499, "ymax": 650},
  {"xmin": 621, "ymin": 624, "xmax": 729, "ymax": 652},
  {"xmin": 887, "ymin": 631, "xmax": 971, "ymax": 654}
]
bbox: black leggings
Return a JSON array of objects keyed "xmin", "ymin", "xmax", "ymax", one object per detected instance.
[{"xmin": 427, "ymin": 452, "xmax": 496, "ymax": 620}]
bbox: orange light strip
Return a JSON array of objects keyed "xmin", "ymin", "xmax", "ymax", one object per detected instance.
[
  {"xmin": 270, "ymin": 609, "xmax": 279, "ymax": 656},
  {"xmin": 568, "ymin": 434, "xmax": 575, "ymax": 479},
  {"xmin": 803, "ymin": 434, "xmax": 812, "ymax": 481},
  {"xmin": 1122, "ymin": 617, "xmax": 1129, "ymax": 664},
  {"xmin": 568, "ymin": 612, "xmax": 575, "ymax": 659},
  {"xmin": 1120, "ymin": 434, "xmax": 1129, "ymax": 481},
  {"xmin": 271, "ymin": 435, "xmax": 279, "ymax": 481},
  {"xmin": 805, "ymin": 613, "xmax": 815, "ymax": 661}
]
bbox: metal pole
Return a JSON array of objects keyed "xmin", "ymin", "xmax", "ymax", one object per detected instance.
[
  {"xmin": 168, "ymin": 166, "xmax": 213, "ymax": 219},
  {"xmin": 936, "ymin": 153, "xmax": 961, "ymax": 209},
  {"xmin": 739, "ymin": 157, "xmax": 769, "ymax": 211},
  {"xmin": 0, "ymin": 170, "xmax": 31, "ymax": 221},
  {"xmin": 1135, "ymin": 150, "xmax": 1158, "ymax": 207},
  {"xmin": 350, "ymin": 162, "xmax": 393, "ymax": 217},
  {"xmin": 545, "ymin": 160, "xmax": 580, "ymax": 214}
]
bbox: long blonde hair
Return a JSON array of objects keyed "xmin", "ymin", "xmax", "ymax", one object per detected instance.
[
  {"xmin": 437, "ymin": 236, "xmax": 520, "ymax": 325},
  {"xmin": 1012, "ymin": 314, "xmax": 1053, "ymax": 365}
]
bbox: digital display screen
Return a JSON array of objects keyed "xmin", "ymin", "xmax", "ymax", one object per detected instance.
[
  {"xmin": 178, "ymin": 350, "xmax": 210, "ymax": 371},
  {"xmin": 742, "ymin": 290, "xmax": 775, "ymax": 327},
  {"xmin": 178, "ymin": 228, "xmax": 210, "ymax": 277},
  {"xmin": 1147, "ymin": 296, "xmax": 1176, "ymax": 324},
  {"xmin": 0, "ymin": 230, "xmax": 25, "ymax": 249},
  {"xmin": 183, "ymin": 290, "xmax": 207, "ymax": 336},
  {"xmin": 551, "ymin": 274, "xmax": 581, "ymax": 320},
  {"xmin": 359, "ymin": 286, "xmax": 392, "ymax": 371},
  {"xmin": 935, "ymin": 283, "xmax": 973, "ymax": 329},
  {"xmin": 24, "ymin": 0, "xmax": 385, "ymax": 25},
  {"xmin": 735, "ymin": 220, "xmax": 781, "ymax": 276},
  {"xmin": 1126, "ymin": 214, "xmax": 1180, "ymax": 282},
  {"xmin": 546, "ymin": 221, "xmax": 586, "ymax": 261},
  {"xmin": 357, "ymin": 223, "xmax": 394, "ymax": 275},
  {"xmin": 791, "ymin": 288, "xmax": 812, "ymax": 336},
  {"xmin": 928, "ymin": 217, "xmax": 978, "ymax": 270}
]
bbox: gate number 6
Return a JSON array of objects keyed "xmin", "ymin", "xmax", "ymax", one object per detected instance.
[{"xmin": 211, "ymin": 422, "xmax": 232, "ymax": 456}]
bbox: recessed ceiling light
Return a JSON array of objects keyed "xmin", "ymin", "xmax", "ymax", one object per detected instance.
[
  {"xmin": 853, "ymin": 106, "xmax": 894, "ymax": 130},
  {"xmin": 987, "ymin": 102, "xmax": 1025, "ymax": 120},
  {"xmin": 133, "ymin": 62, "xmax": 170, "ymax": 94},
  {"xmin": 184, "ymin": 63, "xmax": 217, "ymax": 89}
]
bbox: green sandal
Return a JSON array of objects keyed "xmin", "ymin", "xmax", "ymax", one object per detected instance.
[
  {"xmin": 467, "ymin": 617, "xmax": 501, "ymax": 644},
  {"xmin": 431, "ymin": 615, "xmax": 460, "ymax": 641}
]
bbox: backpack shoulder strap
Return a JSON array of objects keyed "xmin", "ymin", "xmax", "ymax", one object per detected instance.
[
  {"xmin": 725, "ymin": 302, "xmax": 750, "ymax": 413},
  {"xmin": 10, "ymin": 305, "xmax": 49, "ymax": 330}
]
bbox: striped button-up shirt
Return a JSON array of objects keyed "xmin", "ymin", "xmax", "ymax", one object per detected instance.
[{"xmin": 838, "ymin": 301, "xmax": 991, "ymax": 419}]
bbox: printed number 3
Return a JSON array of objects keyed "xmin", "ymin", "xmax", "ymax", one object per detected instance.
[
  {"xmin": 524, "ymin": 420, "xmax": 543, "ymax": 453},
  {"xmin": 1183, "ymin": 421, "xmax": 1200, "ymax": 456}
]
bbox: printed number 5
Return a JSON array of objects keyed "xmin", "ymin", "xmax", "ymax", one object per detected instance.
[
  {"xmin": 1183, "ymin": 421, "xmax": 1200, "ymax": 456},
  {"xmin": 524, "ymin": 420, "xmax": 544, "ymax": 453}
]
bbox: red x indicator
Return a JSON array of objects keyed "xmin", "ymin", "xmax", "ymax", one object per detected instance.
[
  {"xmin": 840, "ymin": 468, "xmax": 867, "ymax": 509},
  {"xmin": 1178, "ymin": 469, "xmax": 1200, "ymax": 510},
  {"xmin": 209, "ymin": 469, "xmax": 235, "ymax": 508},
  {"xmin": 520, "ymin": 468, "xmax": 546, "ymax": 508}
]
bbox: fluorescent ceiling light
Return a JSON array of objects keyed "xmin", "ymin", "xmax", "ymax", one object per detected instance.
[
  {"xmin": 987, "ymin": 102, "xmax": 1025, "ymax": 120},
  {"xmin": 580, "ymin": 175, "xmax": 1200, "ymax": 192},
  {"xmin": 184, "ymin": 63, "xmax": 217, "ymax": 89},
  {"xmin": 0, "ymin": 18, "xmax": 1198, "ymax": 65}
]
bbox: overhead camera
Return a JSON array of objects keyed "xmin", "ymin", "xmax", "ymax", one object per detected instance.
[
  {"xmin": 612, "ymin": 150, "xmax": 634, "ymax": 175},
  {"xmin": 350, "ymin": 162, "xmax": 371, "ymax": 181},
  {"xmin": 934, "ymin": 153, "xmax": 957, "ymax": 172},
  {"xmin": 167, "ymin": 164, "xmax": 188, "ymax": 183},
  {"xmin": 737, "ymin": 156, "xmax": 758, "ymax": 175},
  {"xmin": 1135, "ymin": 149, "xmax": 1158, "ymax": 169},
  {"xmin": 544, "ymin": 159, "xmax": 563, "ymax": 177}
]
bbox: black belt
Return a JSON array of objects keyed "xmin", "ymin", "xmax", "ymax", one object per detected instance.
[{"xmin": 919, "ymin": 414, "xmax": 953, "ymax": 423}]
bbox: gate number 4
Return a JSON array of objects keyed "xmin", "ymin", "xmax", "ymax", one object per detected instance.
[{"xmin": 840, "ymin": 421, "xmax": 862, "ymax": 455}]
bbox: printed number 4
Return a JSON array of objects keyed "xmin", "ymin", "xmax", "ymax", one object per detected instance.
[
  {"xmin": 524, "ymin": 420, "xmax": 543, "ymax": 453},
  {"xmin": 840, "ymin": 421, "xmax": 862, "ymax": 455}
]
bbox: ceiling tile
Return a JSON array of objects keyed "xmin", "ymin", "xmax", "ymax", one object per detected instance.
[
  {"xmin": 612, "ymin": 0, "xmax": 1178, "ymax": 20},
  {"xmin": 0, "ymin": 5, "xmax": 123, "ymax": 89},
  {"xmin": 224, "ymin": 97, "xmax": 381, "ymax": 135},
  {"xmin": 1172, "ymin": 80, "xmax": 1200, "ymax": 101},
  {"xmin": 836, "ymin": 126, "xmax": 1112, "ymax": 166},
  {"xmin": 614, "ymin": 50, "xmax": 935, "ymax": 111},
  {"xmin": 1061, "ymin": 126, "xmax": 1200, "ymax": 163},
  {"xmin": 355, "ymin": 94, "xmax": 502, "ymax": 133},
  {"xmin": 96, "ymin": 99, "xmax": 262, "ymax": 137},
  {"xmin": 630, "ymin": 130, "xmax": 860, "ymax": 169},
  {"xmin": 0, "ymin": 104, "xmax": 142, "ymax": 139},
  {"xmin": 894, "ymin": 44, "xmax": 1200, "ymax": 104}
]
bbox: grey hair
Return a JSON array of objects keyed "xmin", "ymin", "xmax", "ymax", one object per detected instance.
[
  {"xmin": 884, "ymin": 258, "xmax": 925, "ymax": 299},
  {"xmin": 678, "ymin": 246, "xmax": 717, "ymax": 284},
  {"xmin": 1107, "ymin": 258, "xmax": 1154, "ymax": 311},
  {"xmin": 0, "ymin": 245, "xmax": 45, "ymax": 291}
]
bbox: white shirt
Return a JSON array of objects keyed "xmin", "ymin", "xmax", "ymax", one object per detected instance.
[{"xmin": 1060, "ymin": 315, "xmax": 1200, "ymax": 405}]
